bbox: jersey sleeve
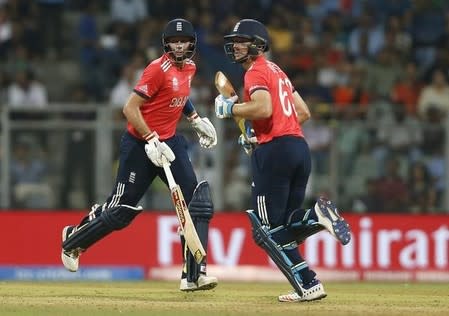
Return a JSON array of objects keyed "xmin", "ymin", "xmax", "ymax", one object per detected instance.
[
  {"xmin": 133, "ymin": 63, "xmax": 163, "ymax": 99},
  {"xmin": 245, "ymin": 69, "xmax": 269, "ymax": 97}
]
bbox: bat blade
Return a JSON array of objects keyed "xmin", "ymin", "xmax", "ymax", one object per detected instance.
[
  {"xmin": 214, "ymin": 71, "xmax": 248, "ymax": 138},
  {"xmin": 215, "ymin": 71, "xmax": 237, "ymax": 98},
  {"xmin": 170, "ymin": 185, "xmax": 206, "ymax": 264}
]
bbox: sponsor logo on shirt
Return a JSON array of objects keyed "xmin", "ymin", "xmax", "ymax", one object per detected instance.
[{"xmin": 169, "ymin": 96, "xmax": 188, "ymax": 107}]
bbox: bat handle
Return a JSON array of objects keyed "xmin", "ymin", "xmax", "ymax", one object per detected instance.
[{"xmin": 162, "ymin": 159, "xmax": 176, "ymax": 190}]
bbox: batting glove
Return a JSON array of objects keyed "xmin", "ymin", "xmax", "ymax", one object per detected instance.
[
  {"xmin": 238, "ymin": 128, "xmax": 257, "ymax": 155},
  {"xmin": 215, "ymin": 94, "xmax": 238, "ymax": 118},
  {"xmin": 189, "ymin": 114, "xmax": 217, "ymax": 148},
  {"xmin": 144, "ymin": 131, "xmax": 175, "ymax": 167}
]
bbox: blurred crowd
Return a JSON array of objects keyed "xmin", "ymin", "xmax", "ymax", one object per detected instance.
[{"xmin": 1, "ymin": 0, "xmax": 449, "ymax": 213}]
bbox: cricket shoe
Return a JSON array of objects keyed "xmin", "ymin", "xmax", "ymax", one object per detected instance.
[
  {"xmin": 315, "ymin": 197, "xmax": 351, "ymax": 245},
  {"xmin": 180, "ymin": 274, "xmax": 218, "ymax": 292},
  {"xmin": 61, "ymin": 225, "xmax": 80, "ymax": 272},
  {"xmin": 278, "ymin": 279, "xmax": 327, "ymax": 302}
]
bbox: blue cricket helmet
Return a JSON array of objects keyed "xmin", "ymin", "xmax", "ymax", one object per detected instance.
[
  {"xmin": 224, "ymin": 19, "xmax": 270, "ymax": 63},
  {"xmin": 162, "ymin": 18, "xmax": 197, "ymax": 62}
]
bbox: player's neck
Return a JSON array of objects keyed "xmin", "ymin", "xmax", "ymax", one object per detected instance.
[
  {"xmin": 242, "ymin": 60, "xmax": 253, "ymax": 70},
  {"xmin": 173, "ymin": 60, "xmax": 186, "ymax": 69},
  {"xmin": 242, "ymin": 55, "xmax": 260, "ymax": 70}
]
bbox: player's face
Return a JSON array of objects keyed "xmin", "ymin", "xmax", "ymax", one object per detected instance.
[
  {"xmin": 166, "ymin": 36, "xmax": 193, "ymax": 60},
  {"xmin": 232, "ymin": 37, "xmax": 251, "ymax": 61}
]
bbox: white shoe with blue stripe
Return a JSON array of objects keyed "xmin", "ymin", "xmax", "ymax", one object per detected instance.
[
  {"xmin": 315, "ymin": 197, "xmax": 351, "ymax": 245},
  {"xmin": 278, "ymin": 279, "xmax": 327, "ymax": 302}
]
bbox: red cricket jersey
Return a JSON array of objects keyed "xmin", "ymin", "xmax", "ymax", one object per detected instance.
[
  {"xmin": 244, "ymin": 56, "xmax": 303, "ymax": 144},
  {"xmin": 129, "ymin": 54, "xmax": 196, "ymax": 140}
]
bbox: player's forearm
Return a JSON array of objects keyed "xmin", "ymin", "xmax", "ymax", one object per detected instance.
[
  {"xmin": 232, "ymin": 100, "xmax": 271, "ymax": 119},
  {"xmin": 125, "ymin": 109, "xmax": 151, "ymax": 137},
  {"xmin": 233, "ymin": 89, "xmax": 272, "ymax": 119},
  {"xmin": 123, "ymin": 93, "xmax": 151, "ymax": 137},
  {"xmin": 293, "ymin": 92, "xmax": 311, "ymax": 124},
  {"xmin": 297, "ymin": 112, "xmax": 310, "ymax": 124}
]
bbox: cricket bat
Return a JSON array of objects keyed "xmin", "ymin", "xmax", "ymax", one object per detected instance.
[
  {"xmin": 162, "ymin": 161, "xmax": 206, "ymax": 264},
  {"xmin": 214, "ymin": 71, "xmax": 249, "ymax": 142}
]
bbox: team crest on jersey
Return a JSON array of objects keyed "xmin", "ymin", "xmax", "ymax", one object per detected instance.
[
  {"xmin": 136, "ymin": 84, "xmax": 148, "ymax": 94},
  {"xmin": 172, "ymin": 77, "xmax": 179, "ymax": 91}
]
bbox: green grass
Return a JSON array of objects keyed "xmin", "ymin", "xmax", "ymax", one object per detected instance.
[{"xmin": 0, "ymin": 281, "xmax": 448, "ymax": 316}]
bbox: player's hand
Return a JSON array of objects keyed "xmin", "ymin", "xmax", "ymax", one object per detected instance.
[
  {"xmin": 238, "ymin": 128, "xmax": 257, "ymax": 155},
  {"xmin": 190, "ymin": 116, "xmax": 217, "ymax": 148},
  {"xmin": 144, "ymin": 131, "xmax": 175, "ymax": 167},
  {"xmin": 215, "ymin": 95, "xmax": 238, "ymax": 118}
]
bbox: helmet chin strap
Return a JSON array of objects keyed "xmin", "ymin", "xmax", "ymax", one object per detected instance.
[
  {"xmin": 235, "ymin": 43, "xmax": 259, "ymax": 63},
  {"xmin": 166, "ymin": 47, "xmax": 192, "ymax": 64},
  {"xmin": 236, "ymin": 46, "xmax": 261, "ymax": 64},
  {"xmin": 169, "ymin": 53, "xmax": 186, "ymax": 63}
]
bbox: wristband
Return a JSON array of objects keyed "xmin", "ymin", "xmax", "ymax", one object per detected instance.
[
  {"xmin": 187, "ymin": 112, "xmax": 199, "ymax": 122},
  {"xmin": 143, "ymin": 131, "xmax": 158, "ymax": 142}
]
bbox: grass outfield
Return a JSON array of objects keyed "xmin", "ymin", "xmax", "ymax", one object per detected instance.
[{"xmin": 0, "ymin": 281, "xmax": 448, "ymax": 316}]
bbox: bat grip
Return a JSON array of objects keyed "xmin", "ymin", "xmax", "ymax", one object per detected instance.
[{"xmin": 162, "ymin": 160, "xmax": 176, "ymax": 190}]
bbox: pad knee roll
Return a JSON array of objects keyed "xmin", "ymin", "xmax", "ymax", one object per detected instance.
[{"xmin": 188, "ymin": 180, "xmax": 214, "ymax": 219}]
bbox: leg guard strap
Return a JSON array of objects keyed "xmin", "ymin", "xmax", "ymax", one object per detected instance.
[
  {"xmin": 63, "ymin": 204, "xmax": 142, "ymax": 252},
  {"xmin": 246, "ymin": 210, "xmax": 303, "ymax": 296},
  {"xmin": 286, "ymin": 208, "xmax": 324, "ymax": 244}
]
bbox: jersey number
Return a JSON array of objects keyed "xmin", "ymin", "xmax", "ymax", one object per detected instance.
[{"xmin": 278, "ymin": 78, "xmax": 295, "ymax": 117}]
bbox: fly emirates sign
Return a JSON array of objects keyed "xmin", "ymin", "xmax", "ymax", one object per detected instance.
[{"xmin": 157, "ymin": 214, "xmax": 449, "ymax": 274}]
